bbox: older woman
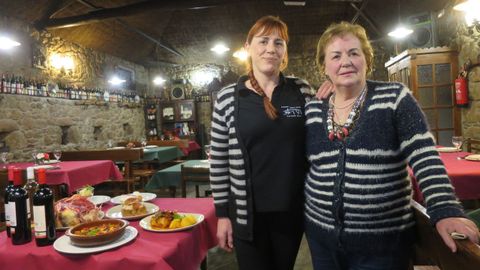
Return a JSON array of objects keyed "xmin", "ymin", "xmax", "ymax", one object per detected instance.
[
  {"xmin": 210, "ymin": 16, "xmax": 314, "ymax": 269},
  {"xmin": 304, "ymin": 21, "xmax": 479, "ymax": 270}
]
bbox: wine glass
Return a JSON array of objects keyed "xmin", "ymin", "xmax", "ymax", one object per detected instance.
[
  {"xmin": 107, "ymin": 139, "xmax": 113, "ymax": 148},
  {"xmin": 32, "ymin": 151, "xmax": 38, "ymax": 164},
  {"xmin": 452, "ymin": 136, "xmax": 463, "ymax": 151},
  {"xmin": 53, "ymin": 149, "xmax": 62, "ymax": 162},
  {"xmin": 0, "ymin": 152, "xmax": 8, "ymax": 168},
  {"xmin": 204, "ymin": 145, "xmax": 211, "ymax": 160},
  {"xmin": 141, "ymin": 138, "xmax": 147, "ymax": 147}
]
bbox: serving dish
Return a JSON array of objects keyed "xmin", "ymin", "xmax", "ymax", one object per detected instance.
[
  {"xmin": 139, "ymin": 212, "xmax": 204, "ymax": 232},
  {"xmin": 106, "ymin": 202, "xmax": 159, "ymax": 220},
  {"xmin": 65, "ymin": 219, "xmax": 128, "ymax": 247}
]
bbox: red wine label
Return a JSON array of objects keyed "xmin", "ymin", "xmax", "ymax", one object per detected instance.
[{"xmin": 33, "ymin": 205, "xmax": 47, "ymax": 233}]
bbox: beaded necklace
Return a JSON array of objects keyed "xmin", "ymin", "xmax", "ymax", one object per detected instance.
[{"xmin": 327, "ymin": 86, "xmax": 367, "ymax": 141}]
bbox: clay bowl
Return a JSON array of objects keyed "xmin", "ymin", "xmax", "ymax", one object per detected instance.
[{"xmin": 65, "ymin": 219, "xmax": 128, "ymax": 247}]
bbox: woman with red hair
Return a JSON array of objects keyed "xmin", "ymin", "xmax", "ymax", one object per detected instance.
[{"xmin": 209, "ymin": 15, "xmax": 314, "ymax": 269}]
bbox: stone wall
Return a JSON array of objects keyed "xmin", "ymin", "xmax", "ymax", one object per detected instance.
[
  {"xmin": 0, "ymin": 16, "xmax": 147, "ymax": 161},
  {"xmin": 437, "ymin": 8, "xmax": 480, "ymax": 139},
  {"xmin": 0, "ymin": 94, "xmax": 144, "ymax": 161}
]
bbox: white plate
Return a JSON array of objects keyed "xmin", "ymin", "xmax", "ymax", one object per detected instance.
[
  {"xmin": 88, "ymin": 195, "xmax": 111, "ymax": 206},
  {"xmin": 106, "ymin": 202, "xmax": 159, "ymax": 220},
  {"xmin": 56, "ymin": 211, "xmax": 105, "ymax": 231},
  {"xmin": 108, "ymin": 146, "xmax": 125, "ymax": 150},
  {"xmin": 465, "ymin": 154, "xmax": 480, "ymax": 161},
  {"xmin": 32, "ymin": 165, "xmax": 57, "ymax": 170},
  {"xmin": 437, "ymin": 147, "xmax": 460, "ymax": 153},
  {"xmin": 139, "ymin": 212, "xmax": 204, "ymax": 232},
  {"xmin": 53, "ymin": 226, "xmax": 137, "ymax": 254},
  {"xmin": 110, "ymin": 192, "xmax": 157, "ymax": 204}
]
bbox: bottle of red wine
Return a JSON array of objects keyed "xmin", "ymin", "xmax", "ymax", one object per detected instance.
[
  {"xmin": 3, "ymin": 166, "xmax": 15, "ymax": 237},
  {"xmin": 33, "ymin": 168, "xmax": 56, "ymax": 246},
  {"xmin": 9, "ymin": 168, "xmax": 32, "ymax": 245}
]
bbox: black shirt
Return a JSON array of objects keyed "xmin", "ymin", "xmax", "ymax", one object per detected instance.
[{"xmin": 238, "ymin": 75, "xmax": 308, "ymax": 212}]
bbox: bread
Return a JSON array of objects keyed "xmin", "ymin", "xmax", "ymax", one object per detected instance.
[{"xmin": 121, "ymin": 196, "xmax": 146, "ymax": 217}]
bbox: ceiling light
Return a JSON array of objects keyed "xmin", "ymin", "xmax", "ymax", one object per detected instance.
[
  {"xmin": 284, "ymin": 1, "xmax": 306, "ymax": 6},
  {"xmin": 153, "ymin": 76, "xmax": 166, "ymax": 85},
  {"xmin": 233, "ymin": 48, "xmax": 249, "ymax": 61},
  {"xmin": 210, "ymin": 43, "xmax": 230, "ymax": 55},
  {"xmin": 388, "ymin": 25, "xmax": 414, "ymax": 39},
  {"xmin": 0, "ymin": 36, "xmax": 21, "ymax": 50},
  {"xmin": 108, "ymin": 76, "xmax": 126, "ymax": 85}
]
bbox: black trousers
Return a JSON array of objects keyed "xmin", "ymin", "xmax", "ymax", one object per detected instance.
[{"xmin": 234, "ymin": 211, "xmax": 304, "ymax": 270}]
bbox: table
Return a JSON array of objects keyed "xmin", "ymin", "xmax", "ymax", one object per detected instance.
[
  {"xmin": 139, "ymin": 146, "xmax": 184, "ymax": 163},
  {"xmin": 8, "ymin": 160, "xmax": 123, "ymax": 194},
  {"xmin": 145, "ymin": 160, "xmax": 210, "ymax": 191},
  {"xmin": 411, "ymin": 151, "xmax": 480, "ymax": 202},
  {"xmin": 0, "ymin": 198, "xmax": 218, "ymax": 270}
]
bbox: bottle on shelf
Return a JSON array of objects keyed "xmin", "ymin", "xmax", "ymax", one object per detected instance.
[
  {"xmin": 1, "ymin": 73, "xmax": 5, "ymax": 93},
  {"xmin": 24, "ymin": 167, "xmax": 39, "ymax": 224},
  {"xmin": 33, "ymin": 168, "xmax": 56, "ymax": 246},
  {"xmin": 3, "ymin": 166, "xmax": 15, "ymax": 237},
  {"xmin": 9, "ymin": 168, "xmax": 32, "ymax": 245}
]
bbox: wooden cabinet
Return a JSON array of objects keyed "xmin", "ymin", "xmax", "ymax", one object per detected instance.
[
  {"xmin": 160, "ymin": 99, "xmax": 197, "ymax": 139},
  {"xmin": 385, "ymin": 47, "xmax": 461, "ymax": 146}
]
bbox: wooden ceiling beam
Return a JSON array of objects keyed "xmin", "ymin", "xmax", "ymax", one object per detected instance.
[
  {"xmin": 349, "ymin": 2, "xmax": 383, "ymax": 37},
  {"xmin": 34, "ymin": 0, "xmax": 233, "ymax": 29}
]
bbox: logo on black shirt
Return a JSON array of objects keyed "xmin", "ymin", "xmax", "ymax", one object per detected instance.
[{"xmin": 280, "ymin": 106, "xmax": 303, "ymax": 118}]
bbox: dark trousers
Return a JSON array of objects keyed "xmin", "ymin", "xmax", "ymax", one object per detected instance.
[
  {"xmin": 234, "ymin": 211, "xmax": 304, "ymax": 270},
  {"xmin": 305, "ymin": 223, "xmax": 410, "ymax": 270}
]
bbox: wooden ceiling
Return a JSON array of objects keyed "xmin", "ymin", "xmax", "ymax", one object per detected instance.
[{"xmin": 0, "ymin": 0, "xmax": 450, "ymax": 66}]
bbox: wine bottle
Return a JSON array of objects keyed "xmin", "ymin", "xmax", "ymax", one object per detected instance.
[
  {"xmin": 9, "ymin": 168, "xmax": 32, "ymax": 245},
  {"xmin": 33, "ymin": 168, "xmax": 56, "ymax": 246},
  {"xmin": 4, "ymin": 166, "xmax": 15, "ymax": 237},
  {"xmin": 24, "ymin": 167, "xmax": 38, "ymax": 224}
]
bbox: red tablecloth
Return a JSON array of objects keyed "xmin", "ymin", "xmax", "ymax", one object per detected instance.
[
  {"xmin": 8, "ymin": 160, "xmax": 123, "ymax": 193},
  {"xmin": 0, "ymin": 198, "xmax": 218, "ymax": 270},
  {"xmin": 411, "ymin": 151, "xmax": 480, "ymax": 201},
  {"xmin": 180, "ymin": 140, "xmax": 201, "ymax": 156}
]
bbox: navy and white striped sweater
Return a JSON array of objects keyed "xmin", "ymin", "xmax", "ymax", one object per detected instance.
[
  {"xmin": 210, "ymin": 75, "xmax": 313, "ymax": 240},
  {"xmin": 304, "ymin": 80, "xmax": 464, "ymax": 254}
]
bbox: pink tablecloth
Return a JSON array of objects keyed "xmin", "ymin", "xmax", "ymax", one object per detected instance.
[
  {"xmin": 411, "ymin": 151, "xmax": 480, "ymax": 201},
  {"xmin": 8, "ymin": 160, "xmax": 123, "ymax": 193},
  {"xmin": 0, "ymin": 198, "xmax": 218, "ymax": 270}
]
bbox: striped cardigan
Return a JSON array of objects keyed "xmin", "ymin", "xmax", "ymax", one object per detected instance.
[
  {"xmin": 210, "ymin": 75, "xmax": 313, "ymax": 240},
  {"xmin": 304, "ymin": 80, "xmax": 464, "ymax": 254}
]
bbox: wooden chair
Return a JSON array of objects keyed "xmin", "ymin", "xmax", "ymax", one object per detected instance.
[
  {"xmin": 466, "ymin": 138, "xmax": 480, "ymax": 153},
  {"xmin": 180, "ymin": 165, "xmax": 210, "ymax": 198},
  {"xmin": 411, "ymin": 200, "xmax": 480, "ymax": 270},
  {"xmin": 61, "ymin": 149, "xmax": 143, "ymax": 195},
  {"xmin": 148, "ymin": 139, "xmax": 189, "ymax": 148}
]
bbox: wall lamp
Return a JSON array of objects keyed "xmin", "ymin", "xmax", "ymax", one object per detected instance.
[{"xmin": 0, "ymin": 36, "xmax": 21, "ymax": 50}]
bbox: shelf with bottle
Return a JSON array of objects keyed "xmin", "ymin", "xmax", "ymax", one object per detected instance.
[{"xmin": 0, "ymin": 73, "xmax": 144, "ymax": 106}]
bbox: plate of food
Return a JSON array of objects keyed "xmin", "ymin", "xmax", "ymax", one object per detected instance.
[
  {"xmin": 465, "ymin": 154, "xmax": 480, "ymax": 161},
  {"xmin": 139, "ymin": 210, "xmax": 204, "ymax": 232},
  {"xmin": 88, "ymin": 195, "xmax": 111, "ymax": 206},
  {"xmin": 53, "ymin": 226, "xmax": 137, "ymax": 254},
  {"xmin": 55, "ymin": 194, "xmax": 104, "ymax": 230},
  {"xmin": 106, "ymin": 197, "xmax": 159, "ymax": 220},
  {"xmin": 110, "ymin": 192, "xmax": 156, "ymax": 204},
  {"xmin": 437, "ymin": 147, "xmax": 460, "ymax": 153}
]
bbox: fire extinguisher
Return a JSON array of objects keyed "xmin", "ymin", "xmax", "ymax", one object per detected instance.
[{"xmin": 454, "ymin": 68, "xmax": 468, "ymax": 106}]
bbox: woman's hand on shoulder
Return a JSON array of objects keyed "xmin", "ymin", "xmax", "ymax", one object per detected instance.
[
  {"xmin": 436, "ymin": 217, "xmax": 480, "ymax": 252},
  {"xmin": 316, "ymin": 80, "xmax": 334, "ymax": 100},
  {"xmin": 217, "ymin": 217, "xmax": 234, "ymax": 252}
]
